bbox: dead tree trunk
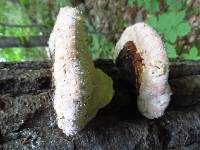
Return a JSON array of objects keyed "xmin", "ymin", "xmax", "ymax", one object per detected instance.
[{"xmin": 0, "ymin": 60, "xmax": 200, "ymax": 150}]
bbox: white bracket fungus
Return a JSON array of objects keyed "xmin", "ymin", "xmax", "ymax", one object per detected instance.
[
  {"xmin": 49, "ymin": 7, "xmax": 172, "ymax": 136},
  {"xmin": 49, "ymin": 7, "xmax": 113, "ymax": 135},
  {"xmin": 115, "ymin": 23, "xmax": 172, "ymax": 119}
]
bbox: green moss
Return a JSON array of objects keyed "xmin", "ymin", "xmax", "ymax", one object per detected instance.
[{"xmin": 75, "ymin": 12, "xmax": 114, "ymax": 127}]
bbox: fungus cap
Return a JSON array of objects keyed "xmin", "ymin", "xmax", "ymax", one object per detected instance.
[
  {"xmin": 49, "ymin": 7, "xmax": 113, "ymax": 135},
  {"xmin": 116, "ymin": 23, "xmax": 172, "ymax": 119}
]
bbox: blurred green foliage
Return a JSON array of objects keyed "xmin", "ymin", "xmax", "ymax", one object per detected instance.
[
  {"xmin": 147, "ymin": 11, "xmax": 191, "ymax": 58},
  {"xmin": 89, "ymin": 34, "xmax": 115, "ymax": 60},
  {"xmin": 0, "ymin": 0, "xmax": 199, "ymax": 61},
  {"xmin": 128, "ymin": 0, "xmax": 160, "ymax": 13},
  {"xmin": 0, "ymin": 47, "xmax": 48, "ymax": 61},
  {"xmin": 0, "ymin": 0, "xmax": 70, "ymax": 62},
  {"xmin": 128, "ymin": 0, "xmax": 199, "ymax": 60},
  {"xmin": 0, "ymin": 0, "xmax": 48, "ymax": 61},
  {"xmin": 85, "ymin": 19, "xmax": 115, "ymax": 60},
  {"xmin": 181, "ymin": 47, "xmax": 200, "ymax": 60},
  {"xmin": 89, "ymin": 0, "xmax": 199, "ymax": 60}
]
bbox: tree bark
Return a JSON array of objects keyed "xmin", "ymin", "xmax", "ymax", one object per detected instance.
[{"xmin": 0, "ymin": 60, "xmax": 200, "ymax": 150}]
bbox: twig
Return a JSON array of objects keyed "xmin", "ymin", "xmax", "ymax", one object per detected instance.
[
  {"xmin": 0, "ymin": 36, "xmax": 48, "ymax": 48},
  {"xmin": 0, "ymin": 22, "xmax": 48, "ymax": 28},
  {"xmin": 186, "ymin": 0, "xmax": 195, "ymax": 12},
  {"xmin": 0, "ymin": 22, "xmax": 121, "ymax": 35},
  {"xmin": 89, "ymin": 31, "xmax": 122, "ymax": 35}
]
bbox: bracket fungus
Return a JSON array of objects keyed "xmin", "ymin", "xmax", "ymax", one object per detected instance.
[
  {"xmin": 49, "ymin": 7, "xmax": 113, "ymax": 135},
  {"xmin": 115, "ymin": 23, "xmax": 172, "ymax": 119}
]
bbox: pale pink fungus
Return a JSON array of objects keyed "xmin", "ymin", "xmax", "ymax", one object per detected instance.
[
  {"xmin": 116, "ymin": 23, "xmax": 172, "ymax": 119},
  {"xmin": 49, "ymin": 7, "xmax": 113, "ymax": 135}
]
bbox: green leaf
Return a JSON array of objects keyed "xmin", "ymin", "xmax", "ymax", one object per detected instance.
[
  {"xmin": 166, "ymin": 0, "xmax": 182, "ymax": 10},
  {"xmin": 85, "ymin": 19, "xmax": 94, "ymax": 32},
  {"xmin": 144, "ymin": 0, "xmax": 151, "ymax": 12},
  {"xmin": 173, "ymin": 11, "xmax": 186, "ymax": 26},
  {"xmin": 189, "ymin": 47, "xmax": 198, "ymax": 57},
  {"xmin": 147, "ymin": 15, "xmax": 158, "ymax": 29},
  {"xmin": 177, "ymin": 22, "xmax": 191, "ymax": 36},
  {"xmin": 137, "ymin": 0, "xmax": 144, "ymax": 7},
  {"xmin": 143, "ymin": 0, "xmax": 159, "ymax": 14},
  {"xmin": 165, "ymin": 30, "xmax": 177, "ymax": 43},
  {"xmin": 165, "ymin": 42, "xmax": 177, "ymax": 58},
  {"xmin": 157, "ymin": 12, "xmax": 174, "ymax": 33},
  {"xmin": 127, "ymin": 0, "xmax": 135, "ymax": 6},
  {"xmin": 181, "ymin": 47, "xmax": 200, "ymax": 60},
  {"xmin": 151, "ymin": 0, "xmax": 160, "ymax": 13}
]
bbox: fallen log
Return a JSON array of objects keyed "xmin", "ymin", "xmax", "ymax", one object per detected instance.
[{"xmin": 0, "ymin": 60, "xmax": 200, "ymax": 149}]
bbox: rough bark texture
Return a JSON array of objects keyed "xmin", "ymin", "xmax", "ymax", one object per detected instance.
[{"xmin": 0, "ymin": 60, "xmax": 200, "ymax": 150}]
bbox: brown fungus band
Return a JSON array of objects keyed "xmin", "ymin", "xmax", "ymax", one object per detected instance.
[{"xmin": 124, "ymin": 41, "xmax": 143, "ymax": 95}]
